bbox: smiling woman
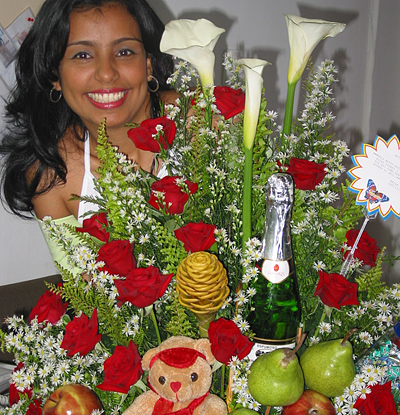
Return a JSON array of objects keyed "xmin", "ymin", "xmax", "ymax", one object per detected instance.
[
  {"xmin": 0, "ymin": 0, "xmax": 174, "ymax": 268},
  {"xmin": 54, "ymin": 5, "xmax": 152, "ymax": 136}
]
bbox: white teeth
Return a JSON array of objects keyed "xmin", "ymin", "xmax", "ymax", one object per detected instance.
[{"xmin": 88, "ymin": 91, "xmax": 126, "ymax": 103}]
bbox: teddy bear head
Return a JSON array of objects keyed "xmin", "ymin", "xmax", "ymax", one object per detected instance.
[{"xmin": 141, "ymin": 336, "xmax": 216, "ymax": 404}]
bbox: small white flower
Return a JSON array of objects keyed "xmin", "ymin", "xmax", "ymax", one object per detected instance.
[
  {"xmin": 238, "ymin": 320, "xmax": 250, "ymax": 332},
  {"xmin": 247, "ymin": 287, "xmax": 257, "ymax": 297},
  {"xmin": 312, "ymin": 261, "xmax": 326, "ymax": 271},
  {"xmin": 357, "ymin": 385, "xmax": 371, "ymax": 400},
  {"xmin": 139, "ymin": 233, "xmax": 150, "ymax": 244},
  {"xmin": 319, "ymin": 321, "xmax": 332, "ymax": 334},
  {"xmin": 358, "ymin": 331, "xmax": 373, "ymax": 345},
  {"xmin": 235, "ymin": 291, "xmax": 248, "ymax": 306}
]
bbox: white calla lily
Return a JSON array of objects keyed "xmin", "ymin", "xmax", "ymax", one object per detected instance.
[
  {"xmin": 238, "ymin": 58, "xmax": 270, "ymax": 250},
  {"xmin": 160, "ymin": 19, "xmax": 225, "ymax": 86},
  {"xmin": 238, "ymin": 58, "xmax": 270, "ymax": 150},
  {"xmin": 285, "ymin": 14, "xmax": 345, "ymax": 84}
]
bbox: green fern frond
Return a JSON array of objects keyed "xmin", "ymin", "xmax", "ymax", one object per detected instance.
[
  {"xmin": 356, "ymin": 248, "xmax": 387, "ymax": 300},
  {"xmin": 0, "ymin": 329, "xmax": 6, "ymax": 353},
  {"xmin": 154, "ymin": 222, "xmax": 187, "ymax": 273},
  {"xmin": 64, "ymin": 223, "xmax": 103, "ymax": 251},
  {"xmin": 163, "ymin": 289, "xmax": 198, "ymax": 338}
]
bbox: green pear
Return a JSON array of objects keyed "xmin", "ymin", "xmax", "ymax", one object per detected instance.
[
  {"xmin": 247, "ymin": 348, "xmax": 304, "ymax": 407},
  {"xmin": 300, "ymin": 337, "xmax": 356, "ymax": 397}
]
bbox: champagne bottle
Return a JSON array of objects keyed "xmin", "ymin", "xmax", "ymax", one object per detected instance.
[{"xmin": 248, "ymin": 173, "xmax": 301, "ymax": 360}]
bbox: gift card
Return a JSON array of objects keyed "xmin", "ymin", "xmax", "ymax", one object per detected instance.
[{"xmin": 348, "ymin": 134, "xmax": 400, "ymax": 220}]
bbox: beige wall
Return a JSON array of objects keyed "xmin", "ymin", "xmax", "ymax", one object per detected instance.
[{"xmin": 0, "ymin": 0, "xmax": 44, "ymax": 26}]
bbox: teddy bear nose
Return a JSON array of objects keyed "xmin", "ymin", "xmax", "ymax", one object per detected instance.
[{"xmin": 170, "ymin": 381, "xmax": 181, "ymax": 392}]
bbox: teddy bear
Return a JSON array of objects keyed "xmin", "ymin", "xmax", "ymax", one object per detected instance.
[{"xmin": 123, "ymin": 336, "xmax": 227, "ymax": 415}]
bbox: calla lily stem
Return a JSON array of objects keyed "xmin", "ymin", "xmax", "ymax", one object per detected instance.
[
  {"xmin": 242, "ymin": 146, "xmax": 253, "ymax": 250},
  {"xmin": 282, "ymin": 81, "xmax": 297, "ymax": 148}
]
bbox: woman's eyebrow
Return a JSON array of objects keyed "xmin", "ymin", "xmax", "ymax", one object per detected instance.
[{"xmin": 67, "ymin": 37, "xmax": 143, "ymax": 47}]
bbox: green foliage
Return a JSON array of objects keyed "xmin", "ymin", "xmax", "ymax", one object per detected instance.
[
  {"xmin": 153, "ymin": 221, "xmax": 187, "ymax": 273},
  {"xmin": 163, "ymin": 288, "xmax": 199, "ymax": 338},
  {"xmin": 356, "ymin": 249, "xmax": 387, "ymax": 300},
  {"xmin": 0, "ymin": 329, "xmax": 5, "ymax": 353},
  {"xmin": 251, "ymin": 95, "xmax": 277, "ymax": 236},
  {"xmin": 52, "ymin": 263, "xmax": 131, "ymax": 347}
]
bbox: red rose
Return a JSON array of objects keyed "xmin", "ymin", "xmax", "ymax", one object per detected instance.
[
  {"xmin": 9, "ymin": 382, "xmax": 33, "ymax": 405},
  {"xmin": 214, "ymin": 86, "xmax": 245, "ymax": 119},
  {"xmin": 115, "ymin": 266, "xmax": 173, "ymax": 308},
  {"xmin": 97, "ymin": 340, "xmax": 143, "ymax": 394},
  {"xmin": 76, "ymin": 212, "xmax": 110, "ymax": 242},
  {"xmin": 208, "ymin": 318, "xmax": 253, "ymax": 365},
  {"xmin": 343, "ymin": 229, "xmax": 380, "ymax": 267},
  {"xmin": 174, "ymin": 221, "xmax": 216, "ymax": 252},
  {"xmin": 29, "ymin": 289, "xmax": 67, "ymax": 325},
  {"xmin": 26, "ymin": 399, "xmax": 42, "ymax": 415},
  {"xmin": 8, "ymin": 383, "xmax": 21, "ymax": 405},
  {"xmin": 127, "ymin": 116, "xmax": 176, "ymax": 153},
  {"xmin": 97, "ymin": 240, "xmax": 136, "ymax": 276},
  {"xmin": 280, "ymin": 158, "xmax": 326, "ymax": 190},
  {"xmin": 148, "ymin": 176, "xmax": 198, "ymax": 215},
  {"xmin": 354, "ymin": 381, "xmax": 397, "ymax": 415},
  {"xmin": 61, "ymin": 309, "xmax": 101, "ymax": 357},
  {"xmin": 314, "ymin": 270, "xmax": 359, "ymax": 310}
]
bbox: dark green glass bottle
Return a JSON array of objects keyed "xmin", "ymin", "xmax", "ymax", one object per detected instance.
[{"xmin": 248, "ymin": 173, "xmax": 301, "ymax": 359}]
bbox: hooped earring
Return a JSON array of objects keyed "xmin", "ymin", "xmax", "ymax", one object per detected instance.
[
  {"xmin": 49, "ymin": 87, "xmax": 63, "ymax": 103},
  {"xmin": 148, "ymin": 75, "xmax": 159, "ymax": 93}
]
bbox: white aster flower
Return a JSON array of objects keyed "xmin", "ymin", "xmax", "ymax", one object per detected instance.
[
  {"xmin": 319, "ymin": 321, "xmax": 332, "ymax": 334},
  {"xmin": 235, "ymin": 291, "xmax": 249, "ymax": 306},
  {"xmin": 357, "ymin": 385, "xmax": 371, "ymax": 400},
  {"xmin": 238, "ymin": 320, "xmax": 250, "ymax": 332},
  {"xmin": 312, "ymin": 261, "xmax": 326, "ymax": 271},
  {"xmin": 358, "ymin": 331, "xmax": 373, "ymax": 345},
  {"xmin": 309, "ymin": 336, "xmax": 320, "ymax": 345}
]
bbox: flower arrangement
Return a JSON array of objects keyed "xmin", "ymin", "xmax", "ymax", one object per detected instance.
[{"xmin": 1, "ymin": 14, "xmax": 400, "ymax": 415}]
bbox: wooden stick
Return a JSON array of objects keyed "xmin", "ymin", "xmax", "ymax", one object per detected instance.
[{"xmin": 226, "ymin": 369, "xmax": 233, "ymax": 411}]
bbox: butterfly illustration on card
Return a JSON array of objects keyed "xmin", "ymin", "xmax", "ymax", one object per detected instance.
[{"xmin": 364, "ymin": 179, "xmax": 389, "ymax": 204}]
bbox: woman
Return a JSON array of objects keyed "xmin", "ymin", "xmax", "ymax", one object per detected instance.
[{"xmin": 0, "ymin": 0, "xmax": 174, "ymax": 265}]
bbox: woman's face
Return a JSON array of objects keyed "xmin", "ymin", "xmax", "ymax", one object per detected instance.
[{"xmin": 55, "ymin": 3, "xmax": 152, "ymax": 134}]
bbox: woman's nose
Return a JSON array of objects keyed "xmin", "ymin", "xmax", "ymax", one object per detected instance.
[{"xmin": 95, "ymin": 56, "xmax": 119, "ymax": 83}]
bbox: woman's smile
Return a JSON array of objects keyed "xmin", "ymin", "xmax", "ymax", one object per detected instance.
[{"xmin": 87, "ymin": 89, "xmax": 129, "ymax": 108}]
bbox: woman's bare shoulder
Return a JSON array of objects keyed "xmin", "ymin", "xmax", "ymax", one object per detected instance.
[{"xmin": 32, "ymin": 129, "xmax": 85, "ymax": 220}]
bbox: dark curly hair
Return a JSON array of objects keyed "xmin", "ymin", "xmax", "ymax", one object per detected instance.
[{"xmin": 0, "ymin": 0, "xmax": 173, "ymax": 218}]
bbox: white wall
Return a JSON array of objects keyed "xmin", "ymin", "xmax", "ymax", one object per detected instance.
[
  {"xmin": 0, "ymin": 0, "xmax": 43, "ymax": 25},
  {"xmin": 0, "ymin": 0, "xmax": 399, "ymax": 285},
  {"xmin": 367, "ymin": 0, "xmax": 400, "ymax": 284}
]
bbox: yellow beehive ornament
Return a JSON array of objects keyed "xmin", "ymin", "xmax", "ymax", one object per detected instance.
[{"xmin": 176, "ymin": 251, "xmax": 230, "ymax": 337}]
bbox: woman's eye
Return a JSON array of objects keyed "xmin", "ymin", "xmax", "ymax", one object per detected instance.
[
  {"xmin": 73, "ymin": 51, "xmax": 91, "ymax": 59},
  {"xmin": 117, "ymin": 49, "xmax": 134, "ymax": 57}
]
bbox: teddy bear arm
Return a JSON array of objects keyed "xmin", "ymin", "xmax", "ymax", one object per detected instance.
[
  {"xmin": 196, "ymin": 394, "xmax": 227, "ymax": 415},
  {"xmin": 123, "ymin": 390, "xmax": 159, "ymax": 415}
]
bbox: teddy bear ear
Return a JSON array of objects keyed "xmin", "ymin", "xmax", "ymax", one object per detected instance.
[
  {"xmin": 141, "ymin": 347, "xmax": 161, "ymax": 371},
  {"xmin": 194, "ymin": 338, "xmax": 215, "ymax": 365}
]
